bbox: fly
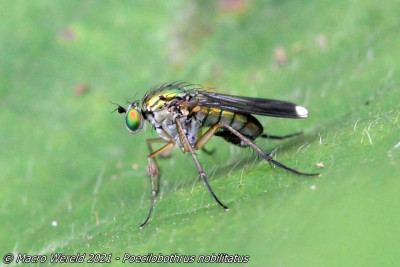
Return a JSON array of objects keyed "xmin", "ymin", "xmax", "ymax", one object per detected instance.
[{"xmin": 114, "ymin": 82, "xmax": 318, "ymax": 228}]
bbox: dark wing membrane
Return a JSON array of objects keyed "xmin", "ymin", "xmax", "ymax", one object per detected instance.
[{"xmin": 195, "ymin": 91, "xmax": 308, "ymax": 119}]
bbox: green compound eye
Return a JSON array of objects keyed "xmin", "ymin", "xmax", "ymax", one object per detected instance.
[{"xmin": 126, "ymin": 108, "xmax": 143, "ymax": 133}]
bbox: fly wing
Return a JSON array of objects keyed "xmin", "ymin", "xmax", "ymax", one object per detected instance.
[{"xmin": 195, "ymin": 91, "xmax": 308, "ymax": 119}]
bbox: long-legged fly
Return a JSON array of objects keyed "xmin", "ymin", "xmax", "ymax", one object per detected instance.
[{"xmin": 115, "ymin": 82, "xmax": 318, "ymax": 228}]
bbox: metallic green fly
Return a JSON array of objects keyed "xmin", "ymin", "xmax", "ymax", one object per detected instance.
[{"xmin": 115, "ymin": 82, "xmax": 317, "ymax": 228}]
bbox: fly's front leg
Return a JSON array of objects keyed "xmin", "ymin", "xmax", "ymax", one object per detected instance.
[
  {"xmin": 146, "ymin": 138, "xmax": 168, "ymax": 191},
  {"xmin": 141, "ymin": 139, "xmax": 175, "ymax": 228},
  {"xmin": 175, "ymin": 117, "xmax": 229, "ymax": 210}
]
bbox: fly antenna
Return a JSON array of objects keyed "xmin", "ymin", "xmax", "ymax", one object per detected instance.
[{"xmin": 109, "ymin": 100, "xmax": 126, "ymax": 114}]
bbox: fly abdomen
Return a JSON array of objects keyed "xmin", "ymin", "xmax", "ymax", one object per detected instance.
[
  {"xmin": 196, "ymin": 107, "xmax": 221, "ymax": 126},
  {"xmin": 195, "ymin": 107, "xmax": 263, "ymax": 146},
  {"xmin": 232, "ymin": 113, "xmax": 263, "ymax": 141}
]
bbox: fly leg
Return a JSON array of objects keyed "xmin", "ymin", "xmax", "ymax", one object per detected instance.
[
  {"xmin": 261, "ymin": 131, "xmax": 303, "ymax": 140},
  {"xmin": 201, "ymin": 147, "xmax": 216, "ymax": 155},
  {"xmin": 195, "ymin": 123, "xmax": 318, "ymax": 176},
  {"xmin": 175, "ymin": 118, "xmax": 229, "ymax": 210},
  {"xmin": 141, "ymin": 140, "xmax": 175, "ymax": 228},
  {"xmin": 146, "ymin": 138, "xmax": 165, "ymax": 178},
  {"xmin": 146, "ymin": 138, "xmax": 169, "ymax": 194},
  {"xmin": 196, "ymin": 128, "xmax": 215, "ymax": 155}
]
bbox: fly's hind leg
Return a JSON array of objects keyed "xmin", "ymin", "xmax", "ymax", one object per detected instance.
[
  {"xmin": 261, "ymin": 131, "xmax": 303, "ymax": 140},
  {"xmin": 196, "ymin": 128, "xmax": 216, "ymax": 155},
  {"xmin": 195, "ymin": 123, "xmax": 318, "ymax": 176},
  {"xmin": 194, "ymin": 125, "xmax": 223, "ymax": 150},
  {"xmin": 141, "ymin": 138, "xmax": 175, "ymax": 228}
]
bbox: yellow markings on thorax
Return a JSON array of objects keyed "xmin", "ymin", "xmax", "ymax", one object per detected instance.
[{"xmin": 144, "ymin": 90, "xmax": 180, "ymax": 111}]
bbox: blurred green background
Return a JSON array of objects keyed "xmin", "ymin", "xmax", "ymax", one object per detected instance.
[{"xmin": 1, "ymin": 0, "xmax": 399, "ymax": 266}]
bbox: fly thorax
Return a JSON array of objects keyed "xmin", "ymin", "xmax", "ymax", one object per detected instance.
[
  {"xmin": 166, "ymin": 116, "xmax": 198, "ymax": 150},
  {"xmin": 145, "ymin": 112, "xmax": 161, "ymax": 128},
  {"xmin": 152, "ymin": 108, "xmax": 171, "ymax": 125},
  {"xmin": 187, "ymin": 117, "xmax": 201, "ymax": 146}
]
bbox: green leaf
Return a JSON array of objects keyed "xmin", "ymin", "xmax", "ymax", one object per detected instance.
[{"xmin": 1, "ymin": 0, "xmax": 399, "ymax": 266}]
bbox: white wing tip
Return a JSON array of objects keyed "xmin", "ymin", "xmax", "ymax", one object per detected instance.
[{"xmin": 295, "ymin": 105, "xmax": 308, "ymax": 118}]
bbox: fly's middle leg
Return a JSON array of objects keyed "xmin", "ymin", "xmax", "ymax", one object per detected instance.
[{"xmin": 175, "ymin": 118, "xmax": 229, "ymax": 210}]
